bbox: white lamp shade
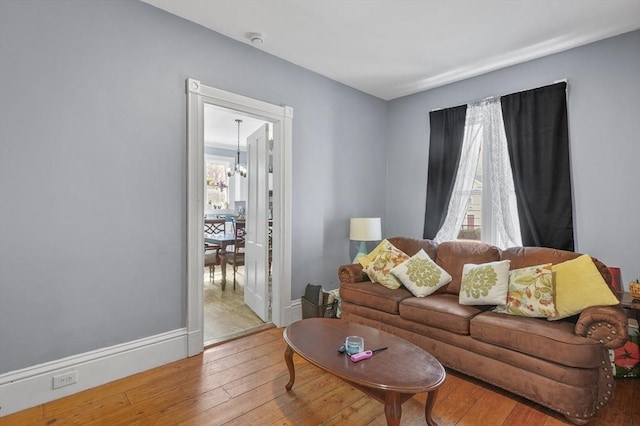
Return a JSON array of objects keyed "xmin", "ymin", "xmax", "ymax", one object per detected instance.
[{"xmin": 350, "ymin": 217, "xmax": 382, "ymax": 241}]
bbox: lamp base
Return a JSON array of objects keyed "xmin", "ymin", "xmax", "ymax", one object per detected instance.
[{"xmin": 352, "ymin": 241, "xmax": 368, "ymax": 264}]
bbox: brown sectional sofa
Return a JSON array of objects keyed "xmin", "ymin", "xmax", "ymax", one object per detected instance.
[{"xmin": 338, "ymin": 237, "xmax": 628, "ymax": 425}]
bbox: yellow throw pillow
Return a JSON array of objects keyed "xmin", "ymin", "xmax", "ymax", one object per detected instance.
[
  {"xmin": 358, "ymin": 239, "xmax": 391, "ymax": 268},
  {"xmin": 549, "ymin": 254, "xmax": 619, "ymax": 321}
]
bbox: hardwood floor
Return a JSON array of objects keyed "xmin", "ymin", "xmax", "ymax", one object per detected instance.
[
  {"xmin": 203, "ymin": 265, "xmax": 266, "ymax": 345},
  {"xmin": 3, "ymin": 327, "xmax": 637, "ymax": 426}
]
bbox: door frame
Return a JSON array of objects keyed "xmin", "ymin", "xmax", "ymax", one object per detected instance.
[{"xmin": 186, "ymin": 78, "xmax": 293, "ymax": 356}]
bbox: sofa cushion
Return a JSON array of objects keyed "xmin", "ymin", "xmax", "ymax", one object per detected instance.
[
  {"xmin": 387, "ymin": 237, "xmax": 438, "ymax": 259},
  {"xmin": 340, "ymin": 281, "xmax": 412, "ymax": 314},
  {"xmin": 459, "ymin": 260, "xmax": 510, "ymax": 305},
  {"xmin": 500, "ymin": 246, "xmax": 580, "ymax": 269},
  {"xmin": 391, "ymin": 249, "xmax": 452, "ymax": 297},
  {"xmin": 470, "ymin": 311, "xmax": 604, "ymax": 368},
  {"xmin": 399, "ymin": 294, "xmax": 485, "ymax": 335},
  {"xmin": 436, "ymin": 241, "xmax": 501, "ymax": 295}
]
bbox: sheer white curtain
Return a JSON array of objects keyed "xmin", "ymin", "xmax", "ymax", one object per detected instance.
[
  {"xmin": 434, "ymin": 98, "xmax": 522, "ymax": 249},
  {"xmin": 434, "ymin": 103, "xmax": 483, "ymax": 243},
  {"xmin": 485, "ymin": 99, "xmax": 522, "ymax": 248}
]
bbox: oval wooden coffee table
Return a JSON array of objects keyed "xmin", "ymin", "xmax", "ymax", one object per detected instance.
[{"xmin": 283, "ymin": 318, "xmax": 446, "ymax": 426}]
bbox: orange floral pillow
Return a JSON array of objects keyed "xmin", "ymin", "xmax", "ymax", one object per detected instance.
[{"xmin": 493, "ymin": 264, "xmax": 555, "ymax": 318}]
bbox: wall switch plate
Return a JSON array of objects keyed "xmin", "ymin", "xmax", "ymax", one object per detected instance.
[{"xmin": 52, "ymin": 370, "xmax": 78, "ymax": 389}]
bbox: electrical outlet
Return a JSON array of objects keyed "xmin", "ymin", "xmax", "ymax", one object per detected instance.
[{"xmin": 52, "ymin": 370, "xmax": 78, "ymax": 389}]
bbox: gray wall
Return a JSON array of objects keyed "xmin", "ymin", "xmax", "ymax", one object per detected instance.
[
  {"xmin": 1, "ymin": 0, "xmax": 638, "ymax": 377},
  {"xmin": 0, "ymin": 0, "xmax": 387, "ymax": 373},
  {"xmin": 386, "ymin": 30, "xmax": 640, "ymax": 287}
]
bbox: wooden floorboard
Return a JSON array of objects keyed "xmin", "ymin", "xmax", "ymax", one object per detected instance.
[{"xmin": 2, "ymin": 327, "xmax": 637, "ymax": 426}]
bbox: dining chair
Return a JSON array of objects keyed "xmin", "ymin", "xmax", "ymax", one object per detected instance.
[
  {"xmin": 226, "ymin": 219, "xmax": 245, "ymax": 290},
  {"xmin": 204, "ymin": 218, "xmax": 226, "ymax": 236},
  {"xmin": 204, "ymin": 245, "xmax": 221, "ymax": 283},
  {"xmin": 204, "ymin": 219, "xmax": 224, "ymax": 283}
]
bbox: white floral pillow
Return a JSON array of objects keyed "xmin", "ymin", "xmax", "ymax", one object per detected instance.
[
  {"xmin": 363, "ymin": 243, "xmax": 409, "ymax": 289},
  {"xmin": 391, "ymin": 249, "xmax": 452, "ymax": 297},
  {"xmin": 459, "ymin": 260, "xmax": 510, "ymax": 305}
]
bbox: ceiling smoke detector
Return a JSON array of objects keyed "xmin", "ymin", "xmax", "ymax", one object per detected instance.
[{"xmin": 247, "ymin": 32, "xmax": 264, "ymax": 45}]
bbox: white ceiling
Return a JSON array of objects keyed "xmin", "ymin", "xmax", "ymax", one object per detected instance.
[
  {"xmin": 204, "ymin": 104, "xmax": 267, "ymax": 149},
  {"xmin": 141, "ymin": 0, "xmax": 640, "ymax": 100}
]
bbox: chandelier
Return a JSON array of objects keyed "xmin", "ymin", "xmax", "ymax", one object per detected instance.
[{"xmin": 228, "ymin": 119, "xmax": 247, "ymax": 178}]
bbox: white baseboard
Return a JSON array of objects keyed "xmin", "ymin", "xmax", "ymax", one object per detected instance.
[
  {"xmin": 0, "ymin": 328, "xmax": 188, "ymax": 417},
  {"xmin": 282, "ymin": 298, "xmax": 302, "ymax": 325}
]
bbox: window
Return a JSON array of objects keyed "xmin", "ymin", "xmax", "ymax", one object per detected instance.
[
  {"xmin": 434, "ymin": 99, "xmax": 521, "ymax": 249},
  {"xmin": 458, "ymin": 146, "xmax": 482, "ymax": 241},
  {"xmin": 426, "ymin": 82, "xmax": 571, "ymax": 250},
  {"xmin": 205, "ymin": 155, "xmax": 232, "ymax": 211}
]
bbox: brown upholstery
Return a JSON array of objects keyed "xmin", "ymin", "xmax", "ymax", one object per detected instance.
[
  {"xmin": 338, "ymin": 263, "xmax": 369, "ymax": 284},
  {"xmin": 500, "ymin": 245, "xmax": 580, "ymax": 268},
  {"xmin": 339, "ymin": 237, "xmax": 628, "ymax": 425},
  {"xmin": 387, "ymin": 236, "xmax": 438, "ymax": 259},
  {"xmin": 470, "ymin": 311, "xmax": 603, "ymax": 368},
  {"xmin": 435, "ymin": 240, "xmax": 501, "ymax": 294},
  {"xmin": 399, "ymin": 294, "xmax": 484, "ymax": 335},
  {"xmin": 340, "ymin": 281, "xmax": 412, "ymax": 314}
]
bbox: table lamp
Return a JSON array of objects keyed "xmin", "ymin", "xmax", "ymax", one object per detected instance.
[{"xmin": 350, "ymin": 217, "xmax": 382, "ymax": 264}]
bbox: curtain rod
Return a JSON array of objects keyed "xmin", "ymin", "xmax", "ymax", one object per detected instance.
[{"xmin": 430, "ymin": 79, "xmax": 568, "ymax": 112}]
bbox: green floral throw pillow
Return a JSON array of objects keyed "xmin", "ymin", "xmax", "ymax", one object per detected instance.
[
  {"xmin": 363, "ymin": 242, "xmax": 409, "ymax": 289},
  {"xmin": 493, "ymin": 263, "xmax": 556, "ymax": 318},
  {"xmin": 391, "ymin": 249, "xmax": 452, "ymax": 297},
  {"xmin": 459, "ymin": 260, "xmax": 510, "ymax": 305}
]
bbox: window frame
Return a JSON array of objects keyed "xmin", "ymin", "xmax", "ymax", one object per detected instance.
[{"xmin": 204, "ymin": 154, "xmax": 235, "ymax": 214}]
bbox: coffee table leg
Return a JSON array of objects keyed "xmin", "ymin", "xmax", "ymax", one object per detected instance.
[
  {"xmin": 425, "ymin": 389, "xmax": 439, "ymax": 426},
  {"xmin": 284, "ymin": 345, "xmax": 295, "ymax": 391},
  {"xmin": 384, "ymin": 391, "xmax": 402, "ymax": 426}
]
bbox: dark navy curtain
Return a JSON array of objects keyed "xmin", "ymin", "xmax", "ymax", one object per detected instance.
[
  {"xmin": 423, "ymin": 105, "xmax": 467, "ymax": 239},
  {"xmin": 501, "ymin": 82, "xmax": 574, "ymax": 250}
]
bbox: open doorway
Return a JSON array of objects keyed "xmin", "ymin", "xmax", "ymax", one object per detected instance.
[
  {"xmin": 202, "ymin": 106, "xmax": 271, "ymax": 345},
  {"xmin": 186, "ymin": 78, "xmax": 293, "ymax": 357}
]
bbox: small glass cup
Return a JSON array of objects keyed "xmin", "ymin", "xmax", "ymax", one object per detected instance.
[{"xmin": 345, "ymin": 336, "xmax": 364, "ymax": 355}]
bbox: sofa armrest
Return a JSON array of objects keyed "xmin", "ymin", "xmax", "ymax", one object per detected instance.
[
  {"xmin": 338, "ymin": 263, "xmax": 370, "ymax": 283},
  {"xmin": 575, "ymin": 305, "xmax": 629, "ymax": 349}
]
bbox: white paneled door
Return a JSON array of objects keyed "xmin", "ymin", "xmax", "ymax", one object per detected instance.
[{"xmin": 244, "ymin": 123, "xmax": 270, "ymax": 321}]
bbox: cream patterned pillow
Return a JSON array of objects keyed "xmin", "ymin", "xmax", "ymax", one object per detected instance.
[
  {"xmin": 391, "ymin": 249, "xmax": 452, "ymax": 297},
  {"xmin": 363, "ymin": 242, "xmax": 409, "ymax": 289},
  {"xmin": 493, "ymin": 264, "xmax": 556, "ymax": 318},
  {"xmin": 459, "ymin": 260, "xmax": 510, "ymax": 305}
]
